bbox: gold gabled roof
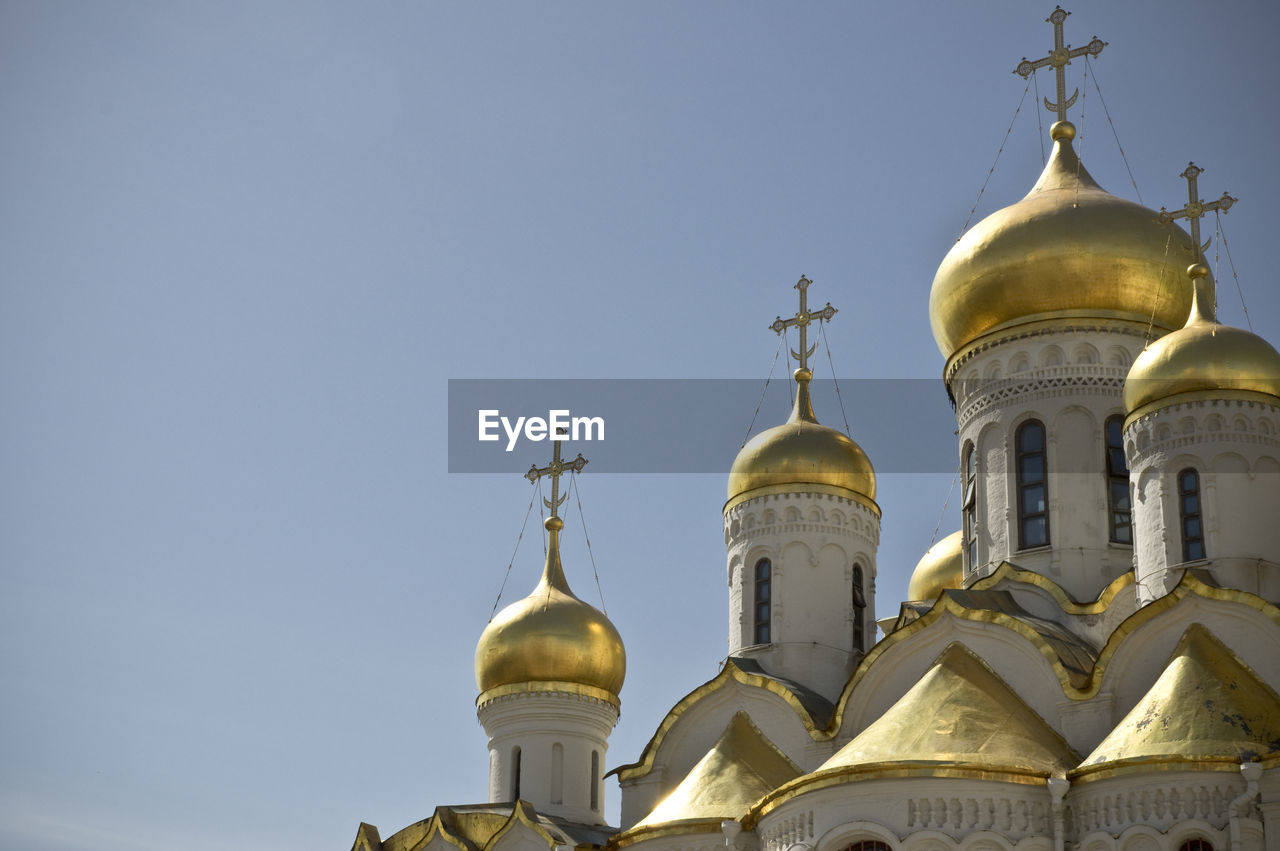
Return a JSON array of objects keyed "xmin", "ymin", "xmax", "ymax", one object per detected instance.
[
  {"xmin": 631, "ymin": 712, "xmax": 801, "ymax": 831},
  {"xmin": 818, "ymin": 643, "xmax": 1077, "ymax": 779},
  {"xmin": 1073, "ymin": 625, "xmax": 1280, "ymax": 780},
  {"xmin": 352, "ymin": 822, "xmax": 383, "ymax": 851}
]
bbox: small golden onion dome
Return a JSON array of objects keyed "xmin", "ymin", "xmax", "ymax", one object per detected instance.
[
  {"xmin": 474, "ymin": 516, "xmax": 626, "ymax": 701},
  {"xmin": 929, "ymin": 121, "xmax": 1202, "ymax": 361},
  {"xmin": 726, "ymin": 369, "xmax": 877, "ymax": 513},
  {"xmin": 1124, "ymin": 263, "xmax": 1280, "ymax": 419},
  {"xmin": 907, "ymin": 529, "xmax": 964, "ymax": 601}
]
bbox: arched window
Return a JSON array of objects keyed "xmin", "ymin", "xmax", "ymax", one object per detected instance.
[
  {"xmin": 753, "ymin": 559, "xmax": 771, "ymax": 644},
  {"xmin": 962, "ymin": 442, "xmax": 978, "ymax": 570},
  {"xmin": 1179, "ymin": 468, "xmax": 1205, "ymax": 561},
  {"xmin": 852, "ymin": 564, "xmax": 866, "ymax": 651},
  {"xmin": 550, "ymin": 742, "xmax": 564, "ymax": 805},
  {"xmin": 1016, "ymin": 420, "xmax": 1049, "ymax": 549},
  {"xmin": 1178, "ymin": 840, "xmax": 1213, "ymax": 851},
  {"xmin": 590, "ymin": 751, "xmax": 600, "ymax": 811},
  {"xmin": 1106, "ymin": 416, "xmax": 1132, "ymax": 544},
  {"xmin": 841, "ymin": 842, "xmax": 892, "ymax": 851},
  {"xmin": 511, "ymin": 746, "xmax": 521, "ymax": 801}
]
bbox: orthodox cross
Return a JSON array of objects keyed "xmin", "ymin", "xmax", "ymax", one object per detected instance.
[
  {"xmin": 1014, "ymin": 7, "xmax": 1107, "ymax": 123},
  {"xmin": 770, "ymin": 275, "xmax": 837, "ymax": 371},
  {"xmin": 526, "ymin": 430, "xmax": 587, "ymax": 518},
  {"xmin": 1157, "ymin": 163, "xmax": 1237, "ymax": 259}
]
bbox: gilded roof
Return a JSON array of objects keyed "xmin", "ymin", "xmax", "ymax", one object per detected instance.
[
  {"xmin": 726, "ymin": 370, "xmax": 876, "ymax": 513},
  {"xmin": 629, "ymin": 712, "xmax": 800, "ymax": 831},
  {"xmin": 1074, "ymin": 624, "xmax": 1280, "ymax": 779},
  {"xmin": 363, "ymin": 802, "xmax": 618, "ymax": 851},
  {"xmin": 475, "ymin": 518, "xmax": 626, "ymax": 701},
  {"xmin": 907, "ymin": 530, "xmax": 963, "ymax": 602},
  {"xmin": 941, "ymin": 590, "xmax": 1097, "ymax": 689},
  {"xmin": 1124, "ymin": 263, "xmax": 1280, "ymax": 420},
  {"xmin": 610, "ymin": 656, "xmax": 832, "ymax": 783},
  {"xmin": 929, "ymin": 120, "xmax": 1200, "ymax": 361},
  {"xmin": 816, "ymin": 643, "xmax": 1078, "ymax": 778}
]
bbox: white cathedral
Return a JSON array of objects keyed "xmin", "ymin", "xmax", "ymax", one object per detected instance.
[{"xmin": 352, "ymin": 9, "xmax": 1280, "ymax": 851}]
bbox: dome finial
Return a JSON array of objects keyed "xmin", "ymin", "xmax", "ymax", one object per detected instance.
[
  {"xmin": 770, "ymin": 276, "xmax": 835, "ymax": 424},
  {"xmin": 525, "ymin": 435, "xmax": 587, "ymax": 592},
  {"xmin": 1186, "ymin": 262, "xmax": 1216, "ymax": 326},
  {"xmin": 1013, "ymin": 6, "xmax": 1106, "ymax": 127},
  {"xmin": 790, "ymin": 367, "xmax": 817, "ymax": 424},
  {"xmin": 1157, "ymin": 162, "xmax": 1237, "ymax": 263},
  {"xmin": 770, "ymin": 276, "xmax": 837, "ymax": 376}
]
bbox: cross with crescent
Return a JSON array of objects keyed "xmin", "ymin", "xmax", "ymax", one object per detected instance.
[
  {"xmin": 525, "ymin": 431, "xmax": 588, "ymax": 519},
  {"xmin": 770, "ymin": 276, "xmax": 837, "ymax": 372},
  {"xmin": 1014, "ymin": 7, "xmax": 1107, "ymax": 124},
  {"xmin": 1157, "ymin": 163, "xmax": 1237, "ymax": 259}
]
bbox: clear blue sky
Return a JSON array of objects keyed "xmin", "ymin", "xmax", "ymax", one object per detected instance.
[{"xmin": 2, "ymin": 2, "xmax": 1277, "ymax": 849}]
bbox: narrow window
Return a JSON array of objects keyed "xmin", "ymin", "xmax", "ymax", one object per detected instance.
[
  {"xmin": 1178, "ymin": 840, "xmax": 1213, "ymax": 851},
  {"xmin": 511, "ymin": 746, "xmax": 521, "ymax": 801},
  {"xmin": 753, "ymin": 559, "xmax": 771, "ymax": 644},
  {"xmin": 841, "ymin": 842, "xmax": 892, "ymax": 851},
  {"xmin": 1179, "ymin": 468, "xmax": 1205, "ymax": 561},
  {"xmin": 1016, "ymin": 420, "xmax": 1049, "ymax": 549},
  {"xmin": 550, "ymin": 742, "xmax": 564, "ymax": 805},
  {"xmin": 1106, "ymin": 416, "xmax": 1132, "ymax": 544},
  {"xmin": 590, "ymin": 751, "xmax": 600, "ymax": 811},
  {"xmin": 852, "ymin": 564, "xmax": 866, "ymax": 651},
  {"xmin": 962, "ymin": 442, "xmax": 978, "ymax": 570}
]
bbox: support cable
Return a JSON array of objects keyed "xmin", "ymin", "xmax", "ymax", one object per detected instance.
[
  {"xmin": 741, "ymin": 334, "xmax": 785, "ymax": 448},
  {"xmin": 1086, "ymin": 57, "xmax": 1143, "ymax": 205},
  {"xmin": 1216, "ymin": 209, "xmax": 1253, "ymax": 331},
  {"xmin": 488, "ymin": 483, "xmax": 539, "ymax": 621},
  {"xmin": 570, "ymin": 471, "xmax": 608, "ymax": 614},
  {"xmin": 1144, "ymin": 233, "xmax": 1175, "ymax": 345},
  {"xmin": 929, "ymin": 460, "xmax": 963, "ymax": 552},
  {"xmin": 959, "ymin": 77, "xmax": 1032, "ymax": 239},
  {"xmin": 1033, "ymin": 72, "xmax": 1046, "ymax": 166},
  {"xmin": 818, "ymin": 320, "xmax": 853, "ymax": 437}
]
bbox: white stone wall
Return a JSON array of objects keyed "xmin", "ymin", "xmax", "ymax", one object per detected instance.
[
  {"xmin": 949, "ymin": 324, "xmax": 1145, "ymax": 602},
  {"xmin": 1064, "ymin": 772, "xmax": 1242, "ymax": 841},
  {"xmin": 757, "ymin": 777, "xmax": 1057, "ymax": 851},
  {"xmin": 1124, "ymin": 398, "xmax": 1280, "ymax": 605},
  {"xmin": 476, "ymin": 690, "xmax": 618, "ymax": 825},
  {"xmin": 724, "ymin": 491, "xmax": 880, "ymax": 701}
]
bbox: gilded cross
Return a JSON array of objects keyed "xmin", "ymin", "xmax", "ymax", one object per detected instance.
[
  {"xmin": 1014, "ymin": 7, "xmax": 1107, "ymax": 124},
  {"xmin": 525, "ymin": 431, "xmax": 587, "ymax": 518},
  {"xmin": 1157, "ymin": 163, "xmax": 1237, "ymax": 259},
  {"xmin": 770, "ymin": 276, "xmax": 837, "ymax": 372}
]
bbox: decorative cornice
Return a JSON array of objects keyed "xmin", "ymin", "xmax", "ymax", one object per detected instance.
[
  {"xmin": 945, "ymin": 318, "xmax": 1154, "ymax": 385},
  {"xmin": 724, "ymin": 484, "xmax": 881, "ymax": 518},
  {"xmin": 476, "ymin": 681, "xmax": 620, "ymax": 711}
]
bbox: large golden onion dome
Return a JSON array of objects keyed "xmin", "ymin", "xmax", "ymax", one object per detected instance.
[
  {"xmin": 474, "ymin": 516, "xmax": 626, "ymax": 704},
  {"xmin": 726, "ymin": 369, "xmax": 877, "ymax": 513},
  {"xmin": 929, "ymin": 121, "xmax": 1203, "ymax": 361},
  {"xmin": 1124, "ymin": 263, "xmax": 1280, "ymax": 420},
  {"xmin": 907, "ymin": 529, "xmax": 964, "ymax": 602}
]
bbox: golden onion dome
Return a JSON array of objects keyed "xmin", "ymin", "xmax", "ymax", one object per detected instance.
[
  {"xmin": 907, "ymin": 529, "xmax": 964, "ymax": 602},
  {"xmin": 726, "ymin": 369, "xmax": 877, "ymax": 513},
  {"xmin": 929, "ymin": 121, "xmax": 1202, "ymax": 361},
  {"xmin": 474, "ymin": 516, "xmax": 626, "ymax": 703},
  {"xmin": 1124, "ymin": 263, "xmax": 1280, "ymax": 420}
]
